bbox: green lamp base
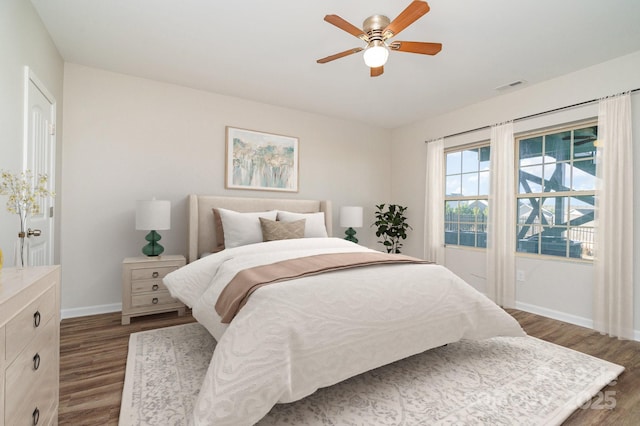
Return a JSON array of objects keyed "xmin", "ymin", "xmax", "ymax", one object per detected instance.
[
  {"xmin": 344, "ymin": 227, "xmax": 358, "ymax": 244},
  {"xmin": 142, "ymin": 230, "xmax": 164, "ymax": 256}
]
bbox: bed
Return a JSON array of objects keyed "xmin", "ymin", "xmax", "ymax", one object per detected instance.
[{"xmin": 163, "ymin": 195, "xmax": 525, "ymax": 426}]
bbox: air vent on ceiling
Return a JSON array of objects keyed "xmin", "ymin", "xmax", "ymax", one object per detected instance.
[{"xmin": 495, "ymin": 80, "xmax": 526, "ymax": 91}]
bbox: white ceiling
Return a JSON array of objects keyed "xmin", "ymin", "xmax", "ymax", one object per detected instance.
[{"xmin": 31, "ymin": 0, "xmax": 640, "ymax": 129}]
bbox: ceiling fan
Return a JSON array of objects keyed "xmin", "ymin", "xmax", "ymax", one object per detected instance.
[{"xmin": 316, "ymin": 0, "xmax": 442, "ymax": 77}]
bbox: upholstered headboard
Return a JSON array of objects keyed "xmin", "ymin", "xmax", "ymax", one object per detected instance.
[{"xmin": 188, "ymin": 195, "xmax": 333, "ymax": 263}]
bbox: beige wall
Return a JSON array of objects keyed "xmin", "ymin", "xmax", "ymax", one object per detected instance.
[
  {"xmin": 0, "ymin": 0, "xmax": 64, "ymax": 264},
  {"xmin": 11, "ymin": 0, "xmax": 638, "ymax": 336},
  {"xmin": 60, "ymin": 63, "xmax": 392, "ymax": 315},
  {"xmin": 390, "ymin": 50, "xmax": 640, "ymax": 335}
]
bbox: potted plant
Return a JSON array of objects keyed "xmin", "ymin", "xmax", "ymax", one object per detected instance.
[{"xmin": 372, "ymin": 204, "xmax": 412, "ymax": 253}]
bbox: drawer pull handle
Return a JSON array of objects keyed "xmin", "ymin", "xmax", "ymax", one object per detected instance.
[
  {"xmin": 33, "ymin": 407, "xmax": 40, "ymax": 425},
  {"xmin": 152, "ymin": 297, "xmax": 159, "ymax": 304},
  {"xmin": 152, "ymin": 271, "xmax": 159, "ymax": 278},
  {"xmin": 152, "ymin": 284, "xmax": 159, "ymax": 291},
  {"xmin": 34, "ymin": 311, "xmax": 41, "ymax": 327},
  {"xmin": 33, "ymin": 353, "xmax": 41, "ymax": 370}
]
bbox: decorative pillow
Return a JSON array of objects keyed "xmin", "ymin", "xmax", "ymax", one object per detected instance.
[
  {"xmin": 260, "ymin": 217, "xmax": 306, "ymax": 242},
  {"xmin": 217, "ymin": 208, "xmax": 278, "ymax": 249},
  {"xmin": 212, "ymin": 208, "xmax": 225, "ymax": 252},
  {"xmin": 276, "ymin": 211, "xmax": 328, "ymax": 238}
]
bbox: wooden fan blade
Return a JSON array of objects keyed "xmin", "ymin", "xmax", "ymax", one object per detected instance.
[
  {"xmin": 317, "ymin": 47, "xmax": 364, "ymax": 64},
  {"xmin": 324, "ymin": 15, "xmax": 368, "ymax": 41},
  {"xmin": 371, "ymin": 66, "xmax": 384, "ymax": 77},
  {"xmin": 383, "ymin": 1, "xmax": 430, "ymax": 39},
  {"xmin": 389, "ymin": 41, "xmax": 442, "ymax": 55}
]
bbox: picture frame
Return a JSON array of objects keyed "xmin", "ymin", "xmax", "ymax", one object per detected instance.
[{"xmin": 225, "ymin": 126, "xmax": 299, "ymax": 192}]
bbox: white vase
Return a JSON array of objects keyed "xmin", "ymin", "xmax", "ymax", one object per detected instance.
[{"xmin": 14, "ymin": 232, "xmax": 29, "ymax": 269}]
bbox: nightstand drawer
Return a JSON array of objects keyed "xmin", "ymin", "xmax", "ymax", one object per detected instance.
[
  {"xmin": 131, "ymin": 279, "xmax": 169, "ymax": 294},
  {"xmin": 122, "ymin": 255, "xmax": 186, "ymax": 324},
  {"xmin": 5, "ymin": 286, "xmax": 56, "ymax": 362},
  {"xmin": 131, "ymin": 266, "xmax": 177, "ymax": 281},
  {"xmin": 131, "ymin": 291, "xmax": 178, "ymax": 308}
]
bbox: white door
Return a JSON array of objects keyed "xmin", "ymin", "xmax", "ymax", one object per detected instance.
[{"xmin": 24, "ymin": 68, "xmax": 56, "ymax": 266}]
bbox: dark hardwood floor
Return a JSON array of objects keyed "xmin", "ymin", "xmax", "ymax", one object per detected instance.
[
  {"xmin": 506, "ymin": 310, "xmax": 640, "ymax": 425},
  {"xmin": 59, "ymin": 309, "xmax": 640, "ymax": 425},
  {"xmin": 59, "ymin": 311, "xmax": 195, "ymax": 425}
]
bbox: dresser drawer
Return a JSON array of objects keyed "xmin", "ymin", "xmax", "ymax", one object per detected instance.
[
  {"xmin": 131, "ymin": 290, "xmax": 178, "ymax": 308},
  {"xmin": 131, "ymin": 279, "xmax": 169, "ymax": 294},
  {"xmin": 5, "ymin": 286, "xmax": 56, "ymax": 362},
  {"xmin": 0, "ymin": 326, "xmax": 5, "ymax": 357},
  {"xmin": 5, "ymin": 363, "xmax": 56, "ymax": 426},
  {"xmin": 130, "ymin": 265, "xmax": 177, "ymax": 281},
  {"xmin": 5, "ymin": 318, "xmax": 56, "ymax": 425},
  {"xmin": 0, "ymin": 325, "xmax": 4, "ymax": 426}
]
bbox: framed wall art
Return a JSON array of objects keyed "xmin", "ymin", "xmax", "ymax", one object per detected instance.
[{"xmin": 225, "ymin": 126, "xmax": 299, "ymax": 192}]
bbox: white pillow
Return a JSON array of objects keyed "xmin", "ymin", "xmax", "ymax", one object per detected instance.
[
  {"xmin": 277, "ymin": 211, "xmax": 328, "ymax": 238},
  {"xmin": 217, "ymin": 208, "xmax": 278, "ymax": 248}
]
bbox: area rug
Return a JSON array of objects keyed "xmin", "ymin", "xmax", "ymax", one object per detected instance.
[{"xmin": 119, "ymin": 323, "xmax": 624, "ymax": 426}]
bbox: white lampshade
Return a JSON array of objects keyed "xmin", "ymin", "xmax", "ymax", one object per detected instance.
[
  {"xmin": 136, "ymin": 199, "xmax": 171, "ymax": 231},
  {"xmin": 340, "ymin": 206, "xmax": 363, "ymax": 228},
  {"xmin": 363, "ymin": 41, "xmax": 389, "ymax": 68}
]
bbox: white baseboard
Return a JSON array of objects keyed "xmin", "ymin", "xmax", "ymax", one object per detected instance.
[
  {"xmin": 61, "ymin": 302, "xmax": 122, "ymax": 319},
  {"xmin": 514, "ymin": 301, "xmax": 594, "ymax": 329},
  {"xmin": 515, "ymin": 301, "xmax": 640, "ymax": 342}
]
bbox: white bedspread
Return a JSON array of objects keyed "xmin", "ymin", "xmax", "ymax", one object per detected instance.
[{"xmin": 163, "ymin": 238, "xmax": 525, "ymax": 426}]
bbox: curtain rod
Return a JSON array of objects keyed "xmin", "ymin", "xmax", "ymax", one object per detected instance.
[{"xmin": 425, "ymin": 88, "xmax": 640, "ymax": 142}]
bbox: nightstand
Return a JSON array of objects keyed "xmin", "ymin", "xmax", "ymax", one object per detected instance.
[{"xmin": 122, "ymin": 255, "xmax": 186, "ymax": 325}]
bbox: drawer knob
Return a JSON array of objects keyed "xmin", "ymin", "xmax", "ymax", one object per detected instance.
[
  {"xmin": 152, "ymin": 297, "xmax": 159, "ymax": 304},
  {"xmin": 33, "ymin": 407, "xmax": 40, "ymax": 425},
  {"xmin": 33, "ymin": 311, "xmax": 41, "ymax": 327},
  {"xmin": 152, "ymin": 271, "xmax": 159, "ymax": 278},
  {"xmin": 33, "ymin": 353, "xmax": 41, "ymax": 370},
  {"xmin": 152, "ymin": 284, "xmax": 159, "ymax": 291}
]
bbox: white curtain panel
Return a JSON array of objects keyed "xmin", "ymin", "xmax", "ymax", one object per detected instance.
[
  {"xmin": 594, "ymin": 93, "xmax": 634, "ymax": 339},
  {"xmin": 487, "ymin": 122, "xmax": 516, "ymax": 308},
  {"xmin": 424, "ymin": 138, "xmax": 445, "ymax": 264}
]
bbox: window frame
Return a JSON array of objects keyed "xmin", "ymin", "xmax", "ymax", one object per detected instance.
[
  {"xmin": 515, "ymin": 120, "xmax": 597, "ymax": 262},
  {"xmin": 444, "ymin": 141, "xmax": 491, "ymax": 250}
]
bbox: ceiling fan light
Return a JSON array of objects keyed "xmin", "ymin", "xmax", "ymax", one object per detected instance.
[{"xmin": 363, "ymin": 41, "xmax": 389, "ymax": 68}]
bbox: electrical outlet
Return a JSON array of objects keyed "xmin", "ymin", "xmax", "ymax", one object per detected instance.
[{"xmin": 516, "ymin": 270, "xmax": 525, "ymax": 282}]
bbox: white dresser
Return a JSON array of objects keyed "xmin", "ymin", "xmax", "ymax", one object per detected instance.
[{"xmin": 0, "ymin": 266, "xmax": 60, "ymax": 426}]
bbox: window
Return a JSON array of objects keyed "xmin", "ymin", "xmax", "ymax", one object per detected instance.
[
  {"xmin": 444, "ymin": 144, "xmax": 490, "ymax": 248},
  {"xmin": 516, "ymin": 123, "xmax": 597, "ymax": 260}
]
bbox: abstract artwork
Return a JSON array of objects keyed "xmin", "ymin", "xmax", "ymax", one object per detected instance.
[{"xmin": 225, "ymin": 127, "xmax": 299, "ymax": 192}]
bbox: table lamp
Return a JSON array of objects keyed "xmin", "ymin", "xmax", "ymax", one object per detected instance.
[
  {"xmin": 136, "ymin": 199, "xmax": 170, "ymax": 256},
  {"xmin": 340, "ymin": 206, "xmax": 363, "ymax": 243}
]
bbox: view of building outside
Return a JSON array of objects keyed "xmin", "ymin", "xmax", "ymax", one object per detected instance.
[
  {"xmin": 516, "ymin": 124, "xmax": 597, "ymax": 260},
  {"xmin": 445, "ymin": 145, "xmax": 490, "ymax": 248},
  {"xmin": 444, "ymin": 122, "xmax": 597, "ymax": 260}
]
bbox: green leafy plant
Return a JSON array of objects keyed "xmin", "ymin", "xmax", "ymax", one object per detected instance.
[{"xmin": 372, "ymin": 204, "xmax": 412, "ymax": 253}]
